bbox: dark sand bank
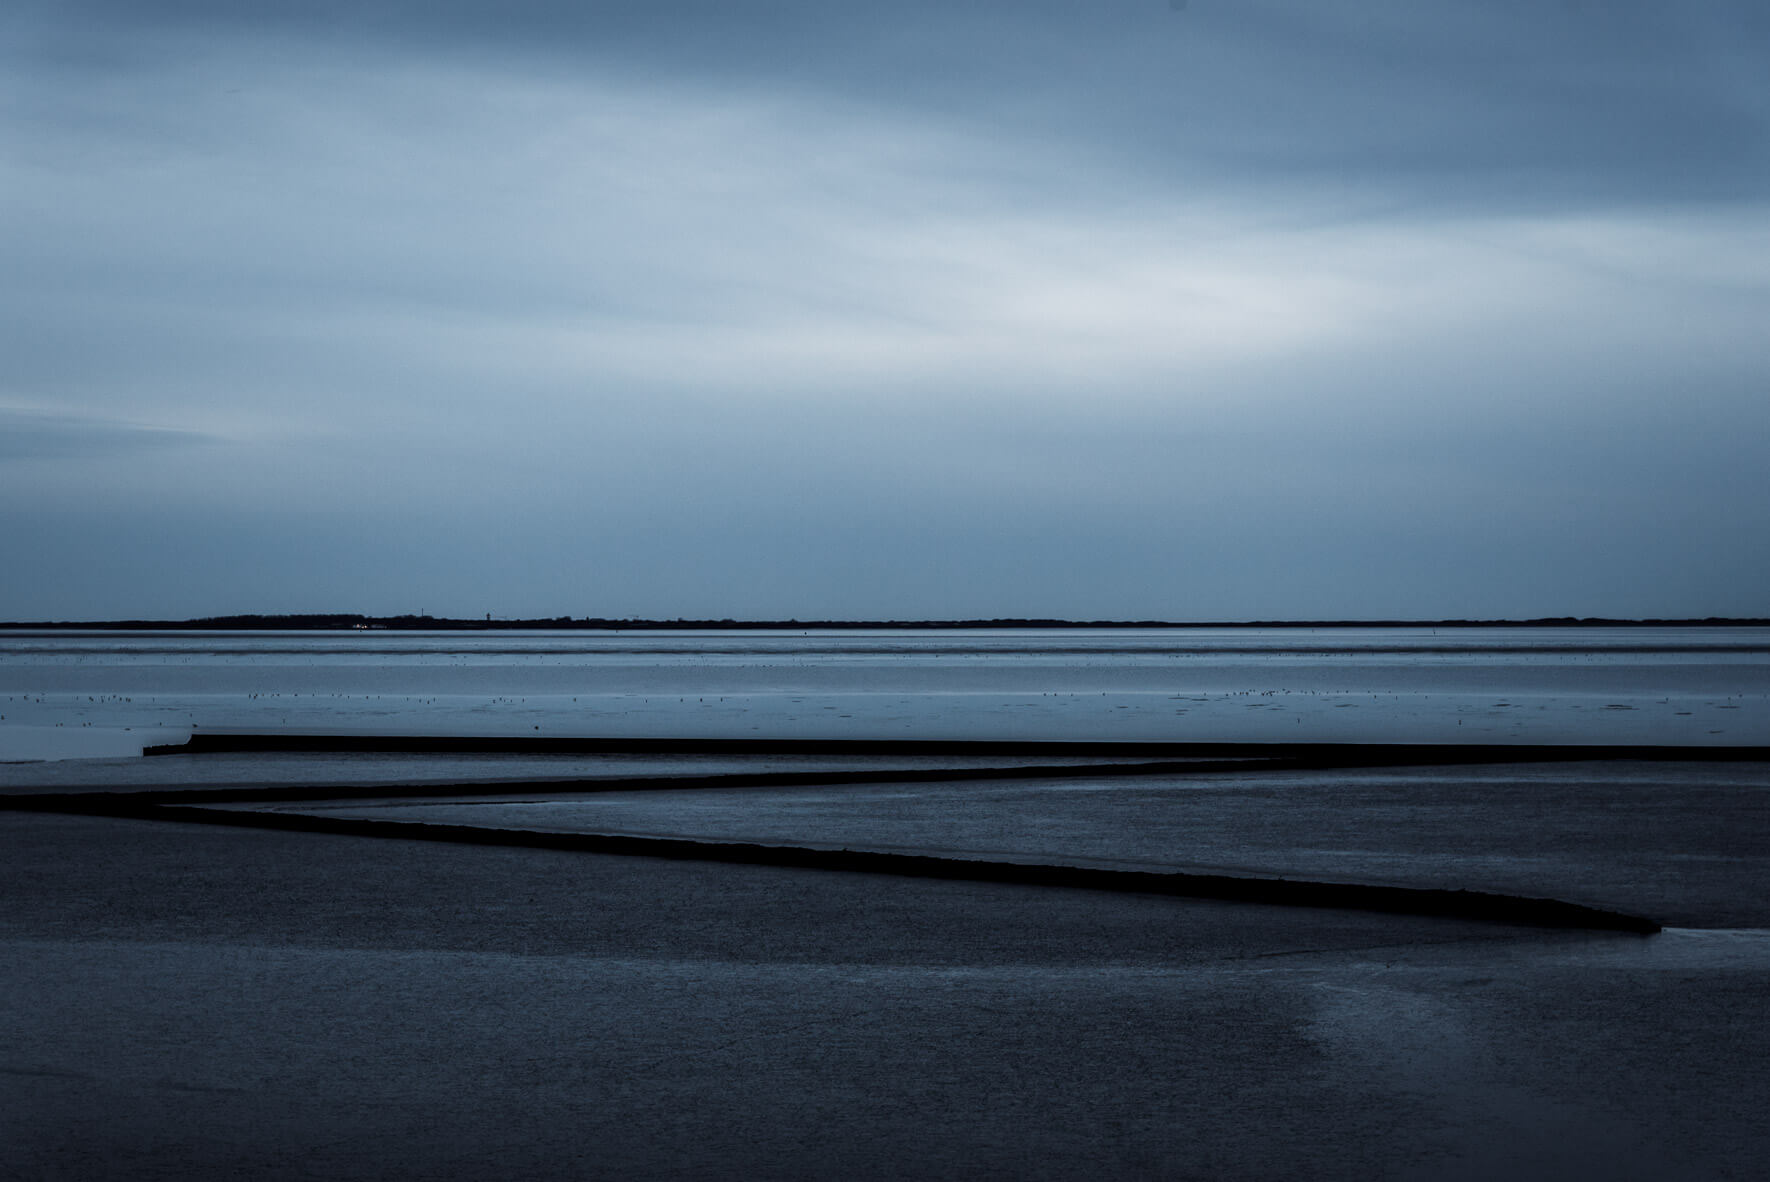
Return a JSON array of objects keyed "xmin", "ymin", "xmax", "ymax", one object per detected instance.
[
  {"xmin": 5, "ymin": 740, "xmax": 1767, "ymax": 1179},
  {"xmin": 46, "ymin": 798, "xmax": 1667, "ymax": 933},
  {"xmin": 6, "ymin": 811, "xmax": 1769, "ymax": 1181},
  {"xmin": 13, "ymin": 745, "xmax": 1717, "ymax": 932},
  {"xmin": 16, "ymin": 746, "xmax": 1767, "ymax": 933}
]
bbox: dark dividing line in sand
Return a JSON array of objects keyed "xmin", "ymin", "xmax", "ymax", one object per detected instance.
[
  {"xmin": 10, "ymin": 739, "xmax": 1709, "ymax": 933},
  {"xmin": 24, "ymin": 795, "xmax": 1663, "ymax": 935},
  {"xmin": 144, "ymin": 734, "xmax": 1770, "ymax": 764}
]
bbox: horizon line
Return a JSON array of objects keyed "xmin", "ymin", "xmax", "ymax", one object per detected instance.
[{"xmin": 3, "ymin": 613, "xmax": 1767, "ymax": 630}]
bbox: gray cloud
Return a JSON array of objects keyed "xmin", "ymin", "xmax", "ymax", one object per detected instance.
[
  {"xmin": 0, "ymin": 0, "xmax": 1766, "ymax": 618},
  {"xmin": 11, "ymin": 1, "xmax": 1766, "ymax": 210}
]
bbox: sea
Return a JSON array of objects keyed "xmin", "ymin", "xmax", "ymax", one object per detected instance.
[{"xmin": 2, "ymin": 625, "xmax": 1767, "ymax": 760}]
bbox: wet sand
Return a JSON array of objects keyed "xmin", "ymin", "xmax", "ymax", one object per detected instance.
[
  {"xmin": 5, "ymin": 743, "xmax": 1769, "ymax": 1179},
  {"xmin": 5, "ymin": 810, "xmax": 1769, "ymax": 1181},
  {"xmin": 274, "ymin": 759, "xmax": 1767, "ymax": 928}
]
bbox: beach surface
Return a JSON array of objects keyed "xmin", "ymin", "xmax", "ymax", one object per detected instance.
[
  {"xmin": 5, "ymin": 804, "xmax": 1768, "ymax": 1181},
  {"xmin": 6, "ymin": 741, "xmax": 1769, "ymax": 1180},
  {"xmin": 4, "ymin": 628, "xmax": 1767, "ymax": 1178}
]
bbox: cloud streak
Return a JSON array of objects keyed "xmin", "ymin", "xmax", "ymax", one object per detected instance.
[{"xmin": 0, "ymin": 408, "xmax": 214, "ymax": 462}]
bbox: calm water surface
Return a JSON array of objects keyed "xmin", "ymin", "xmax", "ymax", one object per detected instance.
[{"xmin": 3, "ymin": 627, "xmax": 1767, "ymax": 758}]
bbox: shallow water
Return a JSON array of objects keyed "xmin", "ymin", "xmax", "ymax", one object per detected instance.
[
  {"xmin": 0, "ymin": 749, "xmax": 1187, "ymax": 793},
  {"xmin": 3, "ymin": 627, "xmax": 1767, "ymax": 759}
]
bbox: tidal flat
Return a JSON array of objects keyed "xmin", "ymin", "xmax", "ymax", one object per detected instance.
[{"xmin": 2, "ymin": 628, "xmax": 1766, "ymax": 1179}]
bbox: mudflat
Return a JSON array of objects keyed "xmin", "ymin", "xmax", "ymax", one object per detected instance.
[{"xmin": 5, "ymin": 792, "xmax": 1768, "ymax": 1180}]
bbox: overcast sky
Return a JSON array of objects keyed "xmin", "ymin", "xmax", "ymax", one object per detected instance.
[{"xmin": 3, "ymin": 1, "xmax": 1767, "ymax": 620}]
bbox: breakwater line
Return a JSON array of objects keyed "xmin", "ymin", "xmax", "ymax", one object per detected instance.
[
  {"xmin": 16, "ymin": 792, "xmax": 1663, "ymax": 934},
  {"xmin": 145, "ymin": 732, "xmax": 1770, "ymax": 764}
]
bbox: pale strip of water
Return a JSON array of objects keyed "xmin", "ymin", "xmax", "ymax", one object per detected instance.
[
  {"xmin": 0, "ymin": 750, "xmax": 1180, "ymax": 793},
  {"xmin": 3, "ymin": 627, "xmax": 1766, "ymax": 759}
]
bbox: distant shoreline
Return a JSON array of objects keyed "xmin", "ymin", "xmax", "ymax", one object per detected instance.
[{"xmin": 2, "ymin": 614, "xmax": 1766, "ymax": 630}]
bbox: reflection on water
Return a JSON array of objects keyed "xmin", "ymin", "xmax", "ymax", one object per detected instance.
[{"xmin": 3, "ymin": 627, "xmax": 1766, "ymax": 754}]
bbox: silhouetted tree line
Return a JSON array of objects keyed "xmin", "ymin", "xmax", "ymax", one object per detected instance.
[{"xmin": 2, "ymin": 614, "xmax": 1764, "ymax": 629}]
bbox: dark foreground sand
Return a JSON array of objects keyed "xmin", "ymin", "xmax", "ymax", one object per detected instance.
[{"xmin": 5, "ymin": 806, "xmax": 1768, "ymax": 1181}]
